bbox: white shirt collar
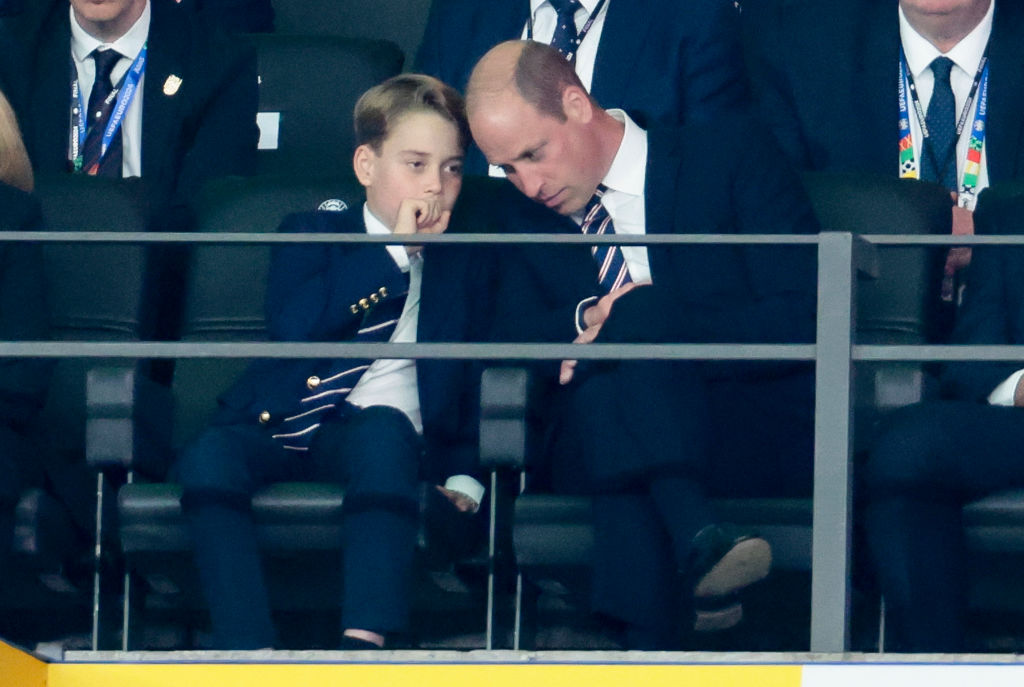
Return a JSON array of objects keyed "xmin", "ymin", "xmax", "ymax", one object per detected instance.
[
  {"xmin": 531, "ymin": 0, "xmax": 601, "ymax": 19},
  {"xmin": 602, "ymin": 108, "xmax": 647, "ymax": 197},
  {"xmin": 899, "ymin": 0, "xmax": 994, "ymax": 79},
  {"xmin": 362, "ymin": 203, "xmax": 394, "ymax": 235},
  {"xmin": 70, "ymin": 0, "xmax": 151, "ymax": 63}
]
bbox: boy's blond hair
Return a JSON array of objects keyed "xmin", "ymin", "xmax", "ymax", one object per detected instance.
[{"xmin": 354, "ymin": 74, "xmax": 470, "ymax": 153}]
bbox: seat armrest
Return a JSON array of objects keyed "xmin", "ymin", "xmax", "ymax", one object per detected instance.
[
  {"xmin": 86, "ymin": 366, "xmax": 173, "ymax": 477},
  {"xmin": 479, "ymin": 367, "xmax": 529, "ymax": 470}
]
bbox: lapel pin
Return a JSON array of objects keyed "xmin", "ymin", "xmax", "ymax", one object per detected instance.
[{"xmin": 163, "ymin": 74, "xmax": 183, "ymax": 96}]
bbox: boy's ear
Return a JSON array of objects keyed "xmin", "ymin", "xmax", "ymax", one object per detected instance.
[{"xmin": 353, "ymin": 144, "xmax": 376, "ymax": 187}]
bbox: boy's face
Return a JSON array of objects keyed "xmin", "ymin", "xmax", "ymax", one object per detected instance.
[{"xmin": 354, "ymin": 111, "xmax": 464, "ymax": 231}]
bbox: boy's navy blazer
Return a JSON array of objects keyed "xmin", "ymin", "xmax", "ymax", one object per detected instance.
[{"xmin": 215, "ymin": 203, "xmax": 488, "ymax": 481}]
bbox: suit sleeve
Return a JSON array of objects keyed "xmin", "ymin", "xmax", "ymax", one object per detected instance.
[
  {"xmin": 941, "ymin": 238, "xmax": 1024, "ymax": 402},
  {"xmin": 173, "ymin": 29, "xmax": 259, "ymax": 204},
  {"xmin": 677, "ymin": 0, "xmax": 749, "ymax": 122},
  {"xmin": 264, "ymin": 213, "xmax": 409, "ymax": 342}
]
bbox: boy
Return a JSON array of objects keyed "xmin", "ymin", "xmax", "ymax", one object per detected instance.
[{"xmin": 175, "ymin": 74, "xmax": 485, "ymax": 649}]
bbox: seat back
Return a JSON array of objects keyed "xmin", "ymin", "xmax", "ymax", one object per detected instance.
[
  {"xmin": 254, "ymin": 35, "xmax": 403, "ymax": 177},
  {"xmin": 270, "ymin": 0, "xmax": 430, "ymax": 66}
]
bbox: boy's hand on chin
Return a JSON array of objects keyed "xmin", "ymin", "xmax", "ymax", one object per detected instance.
[{"xmin": 395, "ymin": 197, "xmax": 452, "ymax": 255}]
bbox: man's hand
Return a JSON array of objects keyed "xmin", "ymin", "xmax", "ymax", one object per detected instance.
[
  {"xmin": 394, "ymin": 197, "xmax": 451, "ymax": 256},
  {"xmin": 581, "ymin": 281, "xmax": 642, "ymax": 329},
  {"xmin": 435, "ymin": 485, "xmax": 478, "ymax": 513},
  {"xmin": 946, "ymin": 194, "xmax": 975, "ymax": 276},
  {"xmin": 559, "ymin": 323, "xmax": 603, "ymax": 385}
]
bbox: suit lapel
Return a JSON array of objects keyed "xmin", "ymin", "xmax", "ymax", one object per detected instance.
[
  {"xmin": 590, "ymin": 0, "xmax": 653, "ymax": 109},
  {"xmin": 852, "ymin": 0, "xmax": 900, "ymax": 176},
  {"xmin": 140, "ymin": 0, "xmax": 187, "ymax": 183},
  {"xmin": 983, "ymin": 1, "xmax": 1024, "ymax": 183}
]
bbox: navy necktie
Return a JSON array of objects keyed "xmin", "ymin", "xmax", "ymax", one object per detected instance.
[
  {"xmin": 80, "ymin": 48, "xmax": 124, "ymax": 177},
  {"xmin": 548, "ymin": 0, "xmax": 583, "ymax": 61},
  {"xmin": 580, "ymin": 185, "xmax": 632, "ymax": 292},
  {"xmin": 921, "ymin": 56, "xmax": 958, "ymax": 191}
]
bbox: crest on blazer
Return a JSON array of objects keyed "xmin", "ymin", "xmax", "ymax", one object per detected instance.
[{"xmin": 317, "ymin": 199, "xmax": 349, "ymax": 212}]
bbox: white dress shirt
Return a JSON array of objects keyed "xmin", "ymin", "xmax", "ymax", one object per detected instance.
[
  {"xmin": 899, "ymin": 1, "xmax": 993, "ymax": 210},
  {"xmin": 346, "ymin": 205, "xmax": 485, "ymax": 505},
  {"xmin": 69, "ymin": 1, "xmax": 150, "ymax": 178}
]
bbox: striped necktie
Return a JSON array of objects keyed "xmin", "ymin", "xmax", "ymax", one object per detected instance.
[
  {"xmin": 581, "ymin": 185, "xmax": 632, "ymax": 292},
  {"xmin": 80, "ymin": 48, "xmax": 124, "ymax": 177}
]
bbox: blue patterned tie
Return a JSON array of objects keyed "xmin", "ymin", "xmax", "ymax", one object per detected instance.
[
  {"xmin": 548, "ymin": 0, "xmax": 583, "ymax": 61},
  {"xmin": 581, "ymin": 185, "xmax": 632, "ymax": 292},
  {"xmin": 80, "ymin": 48, "xmax": 124, "ymax": 177},
  {"xmin": 921, "ymin": 57, "xmax": 958, "ymax": 191}
]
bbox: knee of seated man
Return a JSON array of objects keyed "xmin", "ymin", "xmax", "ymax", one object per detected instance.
[{"xmin": 864, "ymin": 403, "xmax": 961, "ymax": 491}]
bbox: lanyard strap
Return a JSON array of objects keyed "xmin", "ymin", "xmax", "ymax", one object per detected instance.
[
  {"xmin": 69, "ymin": 43, "xmax": 148, "ymax": 172},
  {"xmin": 526, "ymin": 0, "xmax": 608, "ymax": 62},
  {"xmin": 898, "ymin": 47, "xmax": 989, "ymax": 200}
]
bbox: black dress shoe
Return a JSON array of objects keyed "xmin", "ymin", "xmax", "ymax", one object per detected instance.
[{"xmin": 688, "ymin": 524, "xmax": 772, "ymax": 599}]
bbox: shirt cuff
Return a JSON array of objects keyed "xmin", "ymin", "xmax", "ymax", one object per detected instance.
[
  {"xmin": 988, "ymin": 369, "xmax": 1024, "ymax": 406},
  {"xmin": 386, "ymin": 245, "xmax": 411, "ymax": 272},
  {"xmin": 443, "ymin": 474, "xmax": 485, "ymax": 510},
  {"xmin": 575, "ymin": 296, "xmax": 599, "ymax": 335}
]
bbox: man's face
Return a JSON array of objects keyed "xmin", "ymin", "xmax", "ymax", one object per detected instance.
[
  {"xmin": 70, "ymin": 0, "xmax": 148, "ymax": 40},
  {"xmin": 470, "ymin": 88, "xmax": 602, "ymax": 216},
  {"xmin": 355, "ymin": 110, "xmax": 464, "ymax": 231}
]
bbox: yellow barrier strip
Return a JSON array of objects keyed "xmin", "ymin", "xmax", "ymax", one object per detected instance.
[
  {"xmin": 0, "ymin": 640, "xmax": 46, "ymax": 687},
  {"xmin": 48, "ymin": 663, "xmax": 801, "ymax": 687}
]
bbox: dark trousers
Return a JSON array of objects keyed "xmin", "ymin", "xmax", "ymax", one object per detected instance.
[
  {"xmin": 0, "ymin": 424, "xmax": 42, "ymax": 578},
  {"xmin": 548, "ymin": 361, "xmax": 814, "ymax": 645},
  {"xmin": 175, "ymin": 405, "xmax": 421, "ymax": 649},
  {"xmin": 863, "ymin": 401, "xmax": 1024, "ymax": 652}
]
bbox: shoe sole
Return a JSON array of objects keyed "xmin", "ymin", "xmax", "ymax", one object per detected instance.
[
  {"xmin": 694, "ymin": 601, "xmax": 743, "ymax": 632},
  {"xmin": 693, "ymin": 537, "xmax": 772, "ymax": 598}
]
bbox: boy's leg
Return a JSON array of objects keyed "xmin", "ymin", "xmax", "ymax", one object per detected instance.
[
  {"xmin": 175, "ymin": 423, "xmax": 296, "ymax": 649},
  {"xmin": 311, "ymin": 406, "xmax": 421, "ymax": 642}
]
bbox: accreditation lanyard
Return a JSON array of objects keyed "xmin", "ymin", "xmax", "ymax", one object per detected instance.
[
  {"xmin": 898, "ymin": 47, "xmax": 990, "ymax": 205},
  {"xmin": 69, "ymin": 43, "xmax": 148, "ymax": 173},
  {"xmin": 526, "ymin": 0, "xmax": 608, "ymax": 63}
]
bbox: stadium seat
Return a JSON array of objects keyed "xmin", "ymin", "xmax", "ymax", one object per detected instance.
[
  {"xmin": 489, "ymin": 172, "xmax": 953, "ymax": 649},
  {"xmin": 253, "ymin": 34, "xmax": 403, "ymax": 177},
  {"xmin": 270, "ymin": 0, "xmax": 431, "ymax": 67},
  {"xmin": 5, "ymin": 174, "xmax": 161, "ymax": 647}
]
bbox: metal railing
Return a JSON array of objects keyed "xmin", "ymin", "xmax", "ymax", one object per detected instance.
[{"xmin": 9, "ymin": 229, "xmax": 1024, "ymax": 653}]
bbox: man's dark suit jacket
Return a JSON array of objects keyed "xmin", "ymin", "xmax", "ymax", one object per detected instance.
[
  {"xmin": 493, "ymin": 117, "xmax": 820, "ymax": 495},
  {"xmin": 752, "ymin": 0, "xmax": 1024, "ymax": 181},
  {"xmin": 416, "ymin": 0, "xmax": 749, "ymax": 172},
  {"xmin": 19, "ymin": 0, "xmax": 258, "ymax": 216},
  {"xmin": 214, "ymin": 192, "xmax": 498, "ymax": 484}
]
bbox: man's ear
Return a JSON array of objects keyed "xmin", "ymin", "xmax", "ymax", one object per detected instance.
[
  {"xmin": 562, "ymin": 85, "xmax": 594, "ymax": 124},
  {"xmin": 353, "ymin": 144, "xmax": 376, "ymax": 187}
]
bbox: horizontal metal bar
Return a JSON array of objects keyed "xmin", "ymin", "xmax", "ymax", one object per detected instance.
[
  {"xmin": 0, "ymin": 231, "xmax": 821, "ymax": 245},
  {"xmin": 0, "ymin": 341, "xmax": 816, "ymax": 361},
  {"xmin": 854, "ymin": 344, "xmax": 1024, "ymax": 362},
  {"xmin": 860, "ymin": 234, "xmax": 1024, "ymax": 246}
]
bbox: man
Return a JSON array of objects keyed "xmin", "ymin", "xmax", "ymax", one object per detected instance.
[
  {"xmin": 466, "ymin": 40, "xmax": 820, "ymax": 647},
  {"xmin": 863, "ymin": 195, "xmax": 1024, "ymax": 652},
  {"xmin": 17, "ymin": 0, "xmax": 258, "ymax": 218},
  {"xmin": 752, "ymin": 0, "xmax": 1024, "ymax": 317},
  {"xmin": 175, "ymin": 74, "xmax": 497, "ymax": 649},
  {"xmin": 415, "ymin": 0, "xmax": 748, "ymax": 173}
]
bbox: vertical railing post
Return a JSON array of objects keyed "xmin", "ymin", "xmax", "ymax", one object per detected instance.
[{"xmin": 810, "ymin": 231, "xmax": 862, "ymax": 652}]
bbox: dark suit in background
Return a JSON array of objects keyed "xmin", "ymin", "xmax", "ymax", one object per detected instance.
[
  {"xmin": 177, "ymin": 0, "xmax": 275, "ymax": 33},
  {"xmin": 0, "ymin": 183, "xmax": 53, "ymax": 579},
  {"xmin": 493, "ymin": 118, "xmax": 819, "ymax": 642},
  {"xmin": 415, "ymin": 0, "xmax": 749, "ymax": 172},
  {"xmin": 864, "ymin": 211, "xmax": 1024, "ymax": 652},
  {"xmin": 20, "ymin": 0, "xmax": 259, "ymax": 223},
  {"xmin": 751, "ymin": 0, "xmax": 1024, "ymax": 180}
]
